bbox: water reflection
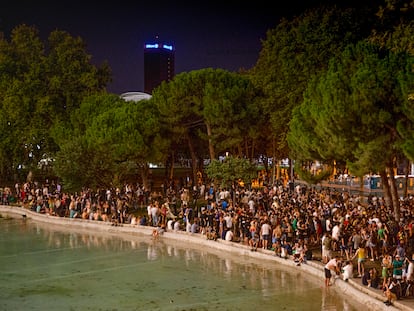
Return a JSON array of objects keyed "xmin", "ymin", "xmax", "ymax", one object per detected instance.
[{"xmin": 0, "ymin": 218, "xmax": 370, "ymax": 311}]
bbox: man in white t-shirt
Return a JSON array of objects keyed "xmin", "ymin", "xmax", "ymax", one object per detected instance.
[
  {"xmin": 223, "ymin": 212, "xmax": 233, "ymax": 230},
  {"xmin": 324, "ymin": 255, "xmax": 341, "ymax": 286},
  {"xmin": 321, "ymin": 232, "xmax": 332, "ymax": 263},
  {"xmin": 332, "ymin": 223, "xmax": 341, "ymax": 251},
  {"xmin": 260, "ymin": 221, "xmax": 272, "ymax": 250}
]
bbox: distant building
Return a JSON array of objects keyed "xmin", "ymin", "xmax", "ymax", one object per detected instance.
[
  {"xmin": 120, "ymin": 92, "xmax": 152, "ymax": 102},
  {"xmin": 144, "ymin": 42, "xmax": 175, "ymax": 94}
]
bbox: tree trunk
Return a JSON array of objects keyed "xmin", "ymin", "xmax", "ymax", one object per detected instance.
[
  {"xmin": 359, "ymin": 176, "xmax": 364, "ymax": 198},
  {"xmin": 404, "ymin": 160, "xmax": 410, "ymax": 198},
  {"xmin": 289, "ymin": 158, "xmax": 294, "ymax": 181},
  {"xmin": 27, "ymin": 170, "xmax": 34, "ymax": 182},
  {"xmin": 276, "ymin": 160, "xmax": 281, "ymax": 181},
  {"xmin": 387, "ymin": 166, "xmax": 400, "ymax": 222},
  {"xmin": 186, "ymin": 133, "xmax": 197, "ymax": 189},
  {"xmin": 139, "ymin": 163, "xmax": 150, "ymax": 191},
  {"xmin": 379, "ymin": 169, "xmax": 392, "ymax": 209},
  {"xmin": 169, "ymin": 152, "xmax": 175, "ymax": 180},
  {"xmin": 250, "ymin": 140, "xmax": 255, "ymax": 160},
  {"xmin": 206, "ymin": 122, "xmax": 215, "ymax": 160}
]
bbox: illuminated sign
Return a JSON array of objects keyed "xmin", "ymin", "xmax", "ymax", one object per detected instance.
[
  {"xmin": 145, "ymin": 43, "xmax": 174, "ymax": 50},
  {"xmin": 145, "ymin": 44, "xmax": 159, "ymax": 49}
]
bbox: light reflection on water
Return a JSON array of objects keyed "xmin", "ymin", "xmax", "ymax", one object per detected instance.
[{"xmin": 0, "ymin": 218, "xmax": 367, "ymax": 311}]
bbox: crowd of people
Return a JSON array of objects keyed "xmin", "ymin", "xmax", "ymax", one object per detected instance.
[{"xmin": 4, "ymin": 177, "xmax": 414, "ymax": 306}]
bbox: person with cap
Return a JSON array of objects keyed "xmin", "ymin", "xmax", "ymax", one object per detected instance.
[{"xmin": 392, "ymin": 254, "xmax": 404, "ymax": 280}]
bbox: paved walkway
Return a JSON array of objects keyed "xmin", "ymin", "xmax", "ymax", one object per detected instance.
[{"xmin": 1, "ymin": 205, "xmax": 413, "ymax": 310}]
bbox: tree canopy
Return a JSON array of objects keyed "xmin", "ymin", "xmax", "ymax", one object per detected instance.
[
  {"xmin": 150, "ymin": 68, "xmax": 263, "ymax": 183},
  {"xmin": 205, "ymin": 156, "xmax": 258, "ymax": 190},
  {"xmin": 0, "ymin": 24, "xmax": 110, "ymax": 184},
  {"xmin": 0, "ymin": 2, "xmax": 413, "ymax": 211}
]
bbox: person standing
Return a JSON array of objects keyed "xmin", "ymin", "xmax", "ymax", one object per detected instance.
[
  {"xmin": 377, "ymin": 222, "xmax": 388, "ymax": 254},
  {"xmin": 223, "ymin": 212, "xmax": 233, "ymax": 234},
  {"xmin": 405, "ymin": 254, "xmax": 414, "ymax": 282},
  {"xmin": 150, "ymin": 201, "xmax": 160, "ymax": 227},
  {"xmin": 392, "ymin": 254, "xmax": 404, "ymax": 281},
  {"xmin": 339, "ymin": 231, "xmax": 351, "ymax": 260},
  {"xmin": 249, "ymin": 220, "xmax": 259, "ymax": 251},
  {"xmin": 351, "ymin": 241, "xmax": 366, "ymax": 277},
  {"xmin": 272, "ymin": 223, "xmax": 283, "ymax": 253},
  {"xmin": 147, "ymin": 201, "xmax": 153, "ymax": 225},
  {"xmin": 322, "ymin": 232, "xmax": 332, "ymax": 264},
  {"xmin": 351, "ymin": 229, "xmax": 362, "ymax": 257},
  {"xmin": 260, "ymin": 220, "xmax": 272, "ymax": 250},
  {"xmin": 331, "ymin": 222, "xmax": 341, "ymax": 251},
  {"xmin": 381, "ymin": 253, "xmax": 393, "ymax": 290}
]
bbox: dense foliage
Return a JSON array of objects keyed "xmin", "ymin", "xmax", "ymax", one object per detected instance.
[{"xmin": 0, "ymin": 1, "xmax": 412, "ymax": 221}]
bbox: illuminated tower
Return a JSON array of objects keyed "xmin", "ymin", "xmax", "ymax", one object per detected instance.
[{"xmin": 144, "ymin": 42, "xmax": 175, "ymax": 94}]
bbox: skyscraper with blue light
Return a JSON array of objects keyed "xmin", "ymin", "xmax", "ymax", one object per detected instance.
[{"xmin": 144, "ymin": 42, "xmax": 175, "ymax": 94}]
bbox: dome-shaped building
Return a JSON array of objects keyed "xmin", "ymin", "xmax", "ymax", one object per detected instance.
[{"xmin": 120, "ymin": 91, "xmax": 152, "ymax": 102}]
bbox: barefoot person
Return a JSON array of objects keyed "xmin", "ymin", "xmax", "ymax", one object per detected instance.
[
  {"xmin": 351, "ymin": 241, "xmax": 366, "ymax": 277},
  {"xmin": 324, "ymin": 255, "xmax": 341, "ymax": 286}
]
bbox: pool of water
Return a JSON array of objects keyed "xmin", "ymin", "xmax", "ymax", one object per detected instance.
[{"xmin": 0, "ymin": 217, "xmax": 367, "ymax": 311}]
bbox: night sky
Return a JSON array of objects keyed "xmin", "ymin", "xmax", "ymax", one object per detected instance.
[{"xmin": 1, "ymin": 1, "xmax": 366, "ymax": 94}]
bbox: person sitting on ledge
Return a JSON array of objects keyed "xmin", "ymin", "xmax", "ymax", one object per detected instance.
[
  {"xmin": 152, "ymin": 228, "xmax": 159, "ymax": 240},
  {"xmin": 341, "ymin": 260, "xmax": 353, "ymax": 282},
  {"xmin": 362, "ymin": 268, "xmax": 380, "ymax": 288},
  {"xmin": 291, "ymin": 240, "xmax": 307, "ymax": 266},
  {"xmin": 206, "ymin": 226, "xmax": 217, "ymax": 240},
  {"xmin": 139, "ymin": 215, "xmax": 147, "ymax": 226},
  {"xmin": 383, "ymin": 278, "xmax": 400, "ymax": 306}
]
